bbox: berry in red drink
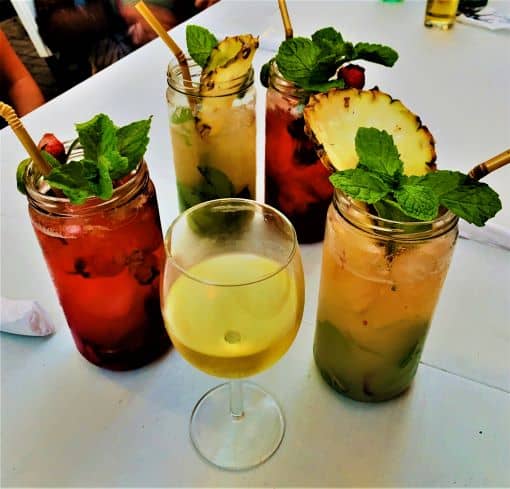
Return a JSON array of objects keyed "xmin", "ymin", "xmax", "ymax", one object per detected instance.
[
  {"xmin": 339, "ymin": 64, "xmax": 365, "ymax": 89},
  {"xmin": 38, "ymin": 133, "xmax": 66, "ymax": 163}
]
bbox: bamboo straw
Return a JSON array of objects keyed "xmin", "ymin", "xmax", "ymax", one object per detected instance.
[
  {"xmin": 278, "ymin": 0, "xmax": 294, "ymax": 39},
  {"xmin": 134, "ymin": 1, "xmax": 192, "ymax": 87},
  {"xmin": 0, "ymin": 102, "xmax": 52, "ymax": 175},
  {"xmin": 468, "ymin": 149, "xmax": 510, "ymax": 181}
]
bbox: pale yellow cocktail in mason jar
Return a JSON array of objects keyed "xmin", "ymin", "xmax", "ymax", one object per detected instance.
[{"xmin": 166, "ymin": 26, "xmax": 258, "ymax": 211}]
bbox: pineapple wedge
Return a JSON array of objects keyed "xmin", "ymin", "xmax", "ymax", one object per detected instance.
[
  {"xmin": 202, "ymin": 36, "xmax": 242, "ymax": 74},
  {"xmin": 303, "ymin": 88, "xmax": 436, "ymax": 175},
  {"xmin": 196, "ymin": 34, "xmax": 259, "ymax": 137}
]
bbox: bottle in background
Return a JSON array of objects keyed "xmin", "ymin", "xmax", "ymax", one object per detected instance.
[{"xmin": 424, "ymin": 0, "xmax": 461, "ymax": 29}]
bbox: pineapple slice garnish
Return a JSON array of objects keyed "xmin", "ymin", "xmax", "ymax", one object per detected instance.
[
  {"xmin": 303, "ymin": 88, "xmax": 437, "ymax": 175},
  {"xmin": 196, "ymin": 34, "xmax": 259, "ymax": 137}
]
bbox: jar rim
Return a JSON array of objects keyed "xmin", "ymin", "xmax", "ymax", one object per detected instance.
[
  {"xmin": 24, "ymin": 142, "xmax": 149, "ymax": 216},
  {"xmin": 167, "ymin": 58, "xmax": 254, "ymax": 96},
  {"xmin": 333, "ymin": 189, "xmax": 459, "ymax": 240},
  {"xmin": 268, "ymin": 60, "xmax": 307, "ymax": 98}
]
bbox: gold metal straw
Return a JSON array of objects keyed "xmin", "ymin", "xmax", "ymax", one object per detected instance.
[
  {"xmin": 278, "ymin": 0, "xmax": 294, "ymax": 39},
  {"xmin": 468, "ymin": 149, "xmax": 510, "ymax": 181},
  {"xmin": 0, "ymin": 102, "xmax": 52, "ymax": 175},
  {"xmin": 134, "ymin": 1, "xmax": 192, "ymax": 86}
]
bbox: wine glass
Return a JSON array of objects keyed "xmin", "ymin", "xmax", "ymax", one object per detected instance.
[{"xmin": 161, "ymin": 198, "xmax": 304, "ymax": 470}]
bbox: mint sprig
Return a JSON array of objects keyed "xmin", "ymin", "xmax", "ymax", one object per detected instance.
[
  {"xmin": 35, "ymin": 114, "xmax": 151, "ymax": 204},
  {"xmin": 356, "ymin": 127, "xmax": 402, "ymax": 183},
  {"xmin": 186, "ymin": 25, "xmax": 218, "ymax": 68},
  {"xmin": 260, "ymin": 27, "xmax": 398, "ymax": 91},
  {"xmin": 275, "ymin": 37, "xmax": 321, "ymax": 88},
  {"xmin": 329, "ymin": 128, "xmax": 502, "ymax": 226},
  {"xmin": 330, "ymin": 168, "xmax": 389, "ymax": 204},
  {"xmin": 352, "ymin": 42, "xmax": 398, "ymax": 67}
]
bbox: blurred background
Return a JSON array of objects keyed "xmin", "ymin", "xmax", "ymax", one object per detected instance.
[{"xmin": 0, "ymin": 0, "xmax": 219, "ymax": 123}]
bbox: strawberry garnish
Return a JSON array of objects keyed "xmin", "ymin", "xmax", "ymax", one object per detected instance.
[
  {"xmin": 38, "ymin": 133, "xmax": 66, "ymax": 163},
  {"xmin": 339, "ymin": 64, "xmax": 366, "ymax": 89}
]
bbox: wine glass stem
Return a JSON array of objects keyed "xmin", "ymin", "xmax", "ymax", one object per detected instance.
[{"xmin": 229, "ymin": 380, "xmax": 245, "ymax": 419}]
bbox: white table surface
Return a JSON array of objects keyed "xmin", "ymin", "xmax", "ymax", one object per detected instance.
[{"xmin": 1, "ymin": 1, "xmax": 509, "ymax": 486}]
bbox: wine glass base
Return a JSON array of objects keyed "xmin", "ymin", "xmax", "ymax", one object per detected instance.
[{"xmin": 190, "ymin": 382, "xmax": 285, "ymax": 471}]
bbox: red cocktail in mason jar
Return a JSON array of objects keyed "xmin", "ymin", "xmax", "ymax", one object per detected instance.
[
  {"xmin": 20, "ymin": 115, "xmax": 170, "ymax": 370},
  {"xmin": 262, "ymin": 28, "xmax": 399, "ymax": 243},
  {"xmin": 265, "ymin": 63, "xmax": 333, "ymax": 243}
]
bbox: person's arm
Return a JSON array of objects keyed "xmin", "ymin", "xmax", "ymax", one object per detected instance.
[
  {"xmin": 118, "ymin": 1, "xmax": 179, "ymax": 46},
  {"xmin": 194, "ymin": 0, "xmax": 219, "ymax": 9},
  {"xmin": 0, "ymin": 30, "xmax": 45, "ymax": 116}
]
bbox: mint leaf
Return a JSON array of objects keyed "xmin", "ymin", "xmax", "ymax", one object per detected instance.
[
  {"xmin": 197, "ymin": 166, "xmax": 234, "ymax": 199},
  {"xmin": 310, "ymin": 28, "xmax": 350, "ymax": 80},
  {"xmin": 186, "ymin": 24, "xmax": 217, "ymax": 68},
  {"xmin": 116, "ymin": 117, "xmax": 151, "ymax": 171},
  {"xmin": 75, "ymin": 114, "xmax": 117, "ymax": 162},
  {"xmin": 394, "ymin": 184, "xmax": 439, "ymax": 221},
  {"xmin": 406, "ymin": 170, "xmax": 467, "ymax": 197},
  {"xmin": 81, "ymin": 159, "xmax": 100, "ymax": 180},
  {"xmin": 171, "ymin": 107, "xmax": 194, "ymax": 124},
  {"xmin": 356, "ymin": 127, "xmax": 403, "ymax": 181},
  {"xmin": 311, "ymin": 28, "xmax": 353, "ymax": 63},
  {"xmin": 100, "ymin": 149, "xmax": 128, "ymax": 181},
  {"xmin": 353, "ymin": 42, "xmax": 398, "ymax": 67},
  {"xmin": 440, "ymin": 182, "xmax": 502, "ymax": 226},
  {"xmin": 373, "ymin": 198, "xmax": 418, "ymax": 222},
  {"xmin": 177, "ymin": 181, "xmax": 202, "ymax": 211},
  {"xmin": 276, "ymin": 37, "xmax": 321, "ymax": 87},
  {"xmin": 46, "ymin": 161, "xmax": 97, "ymax": 204},
  {"xmin": 311, "ymin": 27, "xmax": 344, "ymax": 50},
  {"xmin": 260, "ymin": 58, "xmax": 274, "ymax": 88},
  {"xmin": 177, "ymin": 167, "xmax": 238, "ymax": 211},
  {"xmin": 406, "ymin": 171, "xmax": 501, "ymax": 225},
  {"xmin": 96, "ymin": 155, "xmax": 114, "ymax": 199},
  {"xmin": 41, "ymin": 150, "xmax": 61, "ymax": 169},
  {"xmin": 329, "ymin": 168, "xmax": 390, "ymax": 203}
]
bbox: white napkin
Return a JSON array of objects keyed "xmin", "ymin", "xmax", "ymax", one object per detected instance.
[
  {"xmin": 457, "ymin": 7, "xmax": 510, "ymax": 30},
  {"xmin": 1, "ymin": 297, "xmax": 56, "ymax": 336},
  {"xmin": 459, "ymin": 221, "xmax": 510, "ymax": 251}
]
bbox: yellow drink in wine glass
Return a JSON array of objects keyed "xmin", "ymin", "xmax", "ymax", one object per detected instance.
[{"xmin": 164, "ymin": 253, "xmax": 303, "ymax": 378}]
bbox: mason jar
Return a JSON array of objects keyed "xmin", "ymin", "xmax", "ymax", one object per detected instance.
[
  {"xmin": 24, "ymin": 150, "xmax": 171, "ymax": 370},
  {"xmin": 314, "ymin": 189, "xmax": 458, "ymax": 401},
  {"xmin": 166, "ymin": 59, "xmax": 256, "ymax": 211},
  {"xmin": 265, "ymin": 60, "xmax": 333, "ymax": 244}
]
